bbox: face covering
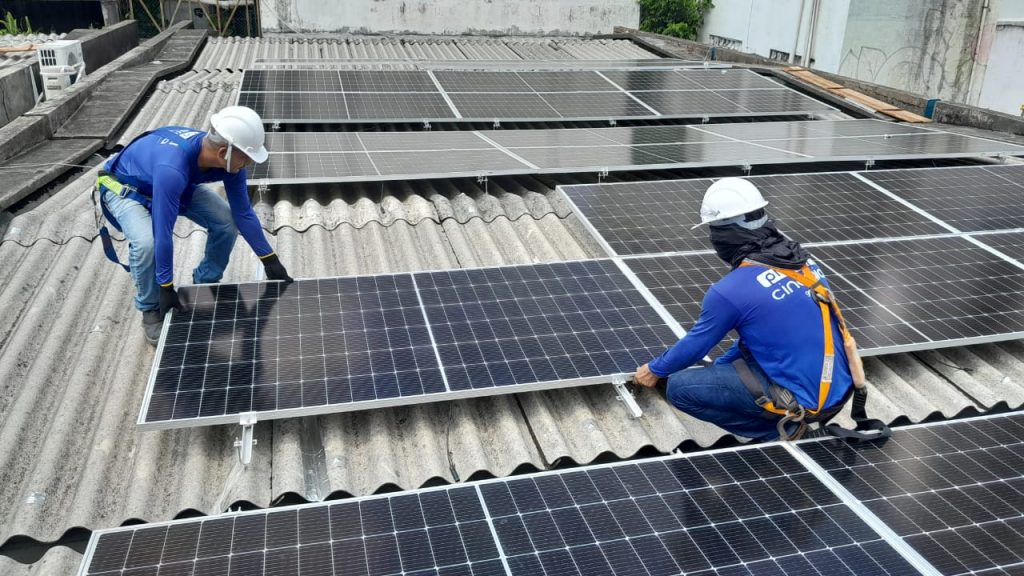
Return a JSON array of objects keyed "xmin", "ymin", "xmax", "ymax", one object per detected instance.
[{"xmin": 708, "ymin": 219, "xmax": 810, "ymax": 269}]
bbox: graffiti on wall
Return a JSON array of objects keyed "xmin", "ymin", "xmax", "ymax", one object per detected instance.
[{"xmin": 838, "ymin": 0, "xmax": 981, "ymax": 101}]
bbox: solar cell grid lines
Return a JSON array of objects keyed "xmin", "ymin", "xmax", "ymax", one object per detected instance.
[
  {"xmin": 79, "ymin": 444, "xmax": 923, "ymax": 576},
  {"xmin": 560, "ymin": 171, "xmax": 951, "ymax": 257},
  {"xmin": 413, "ymin": 260, "xmax": 678, "ymax": 391},
  {"xmin": 140, "ymin": 260, "xmax": 680, "ymax": 428},
  {"xmin": 238, "ymin": 67, "xmax": 837, "ymax": 122},
  {"xmin": 861, "ymin": 164, "xmax": 1024, "ymax": 232},
  {"xmin": 251, "ymin": 121, "xmax": 1024, "ymax": 185},
  {"xmin": 811, "ymin": 236, "xmax": 1024, "ymax": 346},
  {"xmin": 800, "ymin": 413, "xmax": 1024, "ymax": 575}
]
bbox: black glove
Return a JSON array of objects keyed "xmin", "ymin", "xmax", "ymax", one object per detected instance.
[
  {"xmin": 262, "ymin": 253, "xmax": 293, "ymax": 283},
  {"xmin": 159, "ymin": 284, "xmax": 184, "ymax": 317}
]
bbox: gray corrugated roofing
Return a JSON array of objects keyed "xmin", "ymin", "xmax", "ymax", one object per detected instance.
[
  {"xmin": 192, "ymin": 35, "xmax": 656, "ymax": 69},
  {"xmin": 3, "ymin": 32, "xmax": 1024, "ymax": 572}
]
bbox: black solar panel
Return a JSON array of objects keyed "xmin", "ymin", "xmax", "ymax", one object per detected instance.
[
  {"xmin": 561, "ymin": 172, "xmax": 950, "ymax": 256},
  {"xmin": 518, "ymin": 70, "xmax": 618, "ymax": 92},
  {"xmin": 433, "ymin": 70, "xmax": 534, "ymax": 93},
  {"xmin": 414, "ymin": 260, "xmax": 677, "ymax": 391},
  {"xmin": 81, "ymin": 444, "xmax": 923, "ymax": 576},
  {"xmin": 144, "ymin": 277, "xmax": 444, "ymax": 426},
  {"xmin": 338, "ymin": 70, "xmax": 437, "ymax": 92},
  {"xmin": 812, "ymin": 236, "xmax": 1024, "ymax": 347},
  {"xmin": 717, "ymin": 88, "xmax": 835, "ymax": 114},
  {"xmin": 799, "ymin": 413, "xmax": 1024, "ymax": 575},
  {"xmin": 447, "ymin": 92, "xmax": 562, "ymax": 119},
  {"xmin": 697, "ymin": 119, "xmax": 930, "ymax": 140},
  {"xmin": 599, "ymin": 69, "xmax": 704, "ymax": 90},
  {"xmin": 631, "ymin": 90, "xmax": 748, "ymax": 115},
  {"xmin": 343, "ymin": 92, "xmax": 456, "ymax": 120},
  {"xmin": 683, "ymin": 68, "xmax": 787, "ymax": 90},
  {"xmin": 970, "ymin": 231, "xmax": 1024, "ymax": 260},
  {"xmin": 236, "ymin": 92, "xmax": 348, "ymax": 122},
  {"xmin": 861, "ymin": 165, "xmax": 1024, "ymax": 232},
  {"xmin": 239, "ymin": 69, "xmax": 343, "ymax": 92},
  {"xmin": 538, "ymin": 91, "xmax": 655, "ymax": 118},
  {"xmin": 250, "ymin": 151, "xmax": 379, "ymax": 181}
]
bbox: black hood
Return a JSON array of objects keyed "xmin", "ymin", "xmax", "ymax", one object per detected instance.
[{"xmin": 708, "ymin": 220, "xmax": 810, "ymax": 269}]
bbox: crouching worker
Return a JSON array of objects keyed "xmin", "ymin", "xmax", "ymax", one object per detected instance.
[
  {"xmin": 96, "ymin": 106, "xmax": 293, "ymax": 345},
  {"xmin": 634, "ymin": 177, "xmax": 878, "ymax": 441}
]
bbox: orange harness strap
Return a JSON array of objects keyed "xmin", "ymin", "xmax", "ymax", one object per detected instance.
[{"xmin": 739, "ymin": 261, "xmax": 852, "ymax": 416}]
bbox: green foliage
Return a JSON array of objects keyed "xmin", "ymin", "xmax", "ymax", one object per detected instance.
[
  {"xmin": 638, "ymin": 0, "xmax": 713, "ymax": 40},
  {"xmin": 0, "ymin": 11, "xmax": 33, "ymax": 36}
]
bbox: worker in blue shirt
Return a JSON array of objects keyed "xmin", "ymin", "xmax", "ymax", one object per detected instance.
[
  {"xmin": 634, "ymin": 177, "xmax": 862, "ymax": 441},
  {"xmin": 97, "ymin": 106, "xmax": 292, "ymax": 345}
]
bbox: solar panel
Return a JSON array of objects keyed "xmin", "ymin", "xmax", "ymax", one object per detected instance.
[
  {"xmin": 560, "ymin": 171, "xmax": 950, "ymax": 256},
  {"xmin": 620, "ymin": 235, "xmax": 1024, "ymax": 358},
  {"xmin": 629, "ymin": 90, "xmax": 748, "ymax": 115},
  {"xmin": 811, "ymin": 236, "xmax": 1024, "ymax": 349},
  {"xmin": 598, "ymin": 69, "xmax": 704, "ymax": 90},
  {"xmin": 697, "ymin": 119, "xmax": 931, "ymax": 140},
  {"xmin": 413, "ymin": 260, "xmax": 677, "ymax": 391},
  {"xmin": 683, "ymin": 68, "xmax": 789, "ymax": 90},
  {"xmin": 79, "ymin": 444, "xmax": 924, "ymax": 576},
  {"xmin": 799, "ymin": 412, "xmax": 1024, "ymax": 575},
  {"xmin": 139, "ymin": 260, "xmax": 680, "ymax": 429},
  {"xmin": 250, "ymin": 122, "xmax": 1024, "ymax": 185},
  {"xmin": 142, "ymin": 276, "xmax": 445, "ymax": 427},
  {"xmin": 237, "ymin": 68, "xmax": 839, "ymax": 123},
  {"xmin": 860, "ymin": 165, "xmax": 1024, "ymax": 232},
  {"xmin": 970, "ymin": 231, "xmax": 1024, "ymax": 260}
]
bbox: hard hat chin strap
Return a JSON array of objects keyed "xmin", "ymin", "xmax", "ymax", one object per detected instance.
[{"xmin": 225, "ymin": 141, "xmax": 233, "ymax": 172}]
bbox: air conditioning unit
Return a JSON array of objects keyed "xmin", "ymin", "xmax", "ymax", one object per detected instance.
[{"xmin": 37, "ymin": 40, "xmax": 85, "ymax": 100}]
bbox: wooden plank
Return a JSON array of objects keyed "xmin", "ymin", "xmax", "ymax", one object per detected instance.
[
  {"xmin": 833, "ymin": 88, "xmax": 901, "ymax": 112},
  {"xmin": 883, "ymin": 109, "xmax": 932, "ymax": 123},
  {"xmin": 789, "ymin": 70, "xmax": 843, "ymax": 90}
]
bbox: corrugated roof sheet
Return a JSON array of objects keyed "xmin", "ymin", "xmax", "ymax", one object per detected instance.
[
  {"xmin": 0, "ymin": 33, "xmax": 64, "ymax": 69},
  {"xmin": 192, "ymin": 35, "xmax": 656, "ymax": 69},
  {"xmin": 4, "ymin": 32, "xmax": 1024, "ymax": 572}
]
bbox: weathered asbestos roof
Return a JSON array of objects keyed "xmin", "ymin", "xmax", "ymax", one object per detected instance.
[
  {"xmin": 4, "ymin": 34, "xmax": 1024, "ymax": 573},
  {"xmin": 192, "ymin": 35, "xmax": 657, "ymax": 70},
  {"xmin": 0, "ymin": 33, "xmax": 64, "ymax": 69}
]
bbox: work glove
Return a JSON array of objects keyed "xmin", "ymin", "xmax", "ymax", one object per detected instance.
[
  {"xmin": 159, "ymin": 284, "xmax": 184, "ymax": 318},
  {"xmin": 262, "ymin": 253, "xmax": 294, "ymax": 283}
]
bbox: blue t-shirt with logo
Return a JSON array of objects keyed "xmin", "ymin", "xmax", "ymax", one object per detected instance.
[
  {"xmin": 648, "ymin": 260, "xmax": 853, "ymax": 410},
  {"xmin": 103, "ymin": 126, "xmax": 272, "ymax": 285}
]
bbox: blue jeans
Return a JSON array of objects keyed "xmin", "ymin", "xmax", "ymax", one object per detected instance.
[
  {"xmin": 666, "ymin": 361, "xmax": 787, "ymax": 441},
  {"xmin": 102, "ymin": 184, "xmax": 239, "ymax": 311}
]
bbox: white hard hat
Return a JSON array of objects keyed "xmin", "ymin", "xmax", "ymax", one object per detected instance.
[
  {"xmin": 691, "ymin": 177, "xmax": 769, "ymax": 229},
  {"xmin": 209, "ymin": 106, "xmax": 269, "ymax": 164}
]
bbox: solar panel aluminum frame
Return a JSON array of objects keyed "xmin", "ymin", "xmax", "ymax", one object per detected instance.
[
  {"xmin": 136, "ymin": 258, "xmax": 686, "ymax": 432},
  {"xmin": 76, "ymin": 437, "xmax": 942, "ymax": 576}
]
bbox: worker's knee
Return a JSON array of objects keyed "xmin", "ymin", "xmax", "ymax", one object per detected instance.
[
  {"xmin": 665, "ymin": 368, "xmax": 711, "ymax": 413},
  {"xmin": 130, "ymin": 234, "xmax": 154, "ymax": 260}
]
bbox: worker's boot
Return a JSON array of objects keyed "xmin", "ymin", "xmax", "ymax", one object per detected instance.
[{"xmin": 142, "ymin": 310, "xmax": 163, "ymax": 346}]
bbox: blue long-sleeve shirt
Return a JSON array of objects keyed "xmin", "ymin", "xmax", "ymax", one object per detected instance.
[
  {"xmin": 648, "ymin": 260, "xmax": 852, "ymax": 410},
  {"xmin": 103, "ymin": 126, "xmax": 272, "ymax": 285}
]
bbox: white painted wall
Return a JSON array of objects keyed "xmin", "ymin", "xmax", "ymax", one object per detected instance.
[
  {"xmin": 698, "ymin": 0, "xmax": 851, "ymax": 72},
  {"xmin": 971, "ymin": 0, "xmax": 1024, "ymax": 115},
  {"xmin": 259, "ymin": 0, "xmax": 639, "ymax": 35}
]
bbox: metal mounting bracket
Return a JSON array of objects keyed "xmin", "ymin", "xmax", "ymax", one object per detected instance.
[
  {"xmin": 612, "ymin": 375, "xmax": 643, "ymax": 419},
  {"xmin": 235, "ymin": 412, "xmax": 258, "ymax": 466},
  {"xmin": 423, "ymin": 120, "xmax": 432, "ymax": 130},
  {"xmin": 864, "ymin": 158, "xmax": 876, "ymax": 169},
  {"xmin": 492, "ymin": 118, "xmax": 501, "ymax": 129},
  {"xmin": 271, "ymin": 121, "xmax": 280, "ymax": 132},
  {"xmin": 597, "ymin": 167, "xmax": 609, "ymax": 183},
  {"xmin": 741, "ymin": 163, "xmax": 752, "ymax": 175},
  {"xmin": 702, "ymin": 115, "xmax": 711, "ymax": 124},
  {"xmin": 608, "ymin": 118, "xmax": 617, "ymax": 126}
]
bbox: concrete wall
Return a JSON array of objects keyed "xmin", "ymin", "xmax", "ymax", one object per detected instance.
[
  {"xmin": 66, "ymin": 20, "xmax": 139, "ymax": 74},
  {"xmin": 838, "ymin": 0, "xmax": 984, "ymax": 103},
  {"xmin": 0, "ymin": 61, "xmax": 41, "ymax": 129},
  {"xmin": 259, "ymin": 0, "xmax": 639, "ymax": 35},
  {"xmin": 698, "ymin": 0, "xmax": 851, "ymax": 72}
]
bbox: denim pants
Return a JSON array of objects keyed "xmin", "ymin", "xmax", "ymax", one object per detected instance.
[
  {"xmin": 102, "ymin": 184, "xmax": 239, "ymax": 311},
  {"xmin": 666, "ymin": 360, "xmax": 787, "ymax": 441}
]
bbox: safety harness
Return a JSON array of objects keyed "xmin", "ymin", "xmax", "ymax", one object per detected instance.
[
  {"xmin": 733, "ymin": 260, "xmax": 891, "ymax": 441},
  {"xmin": 92, "ymin": 131, "xmax": 153, "ymax": 272}
]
